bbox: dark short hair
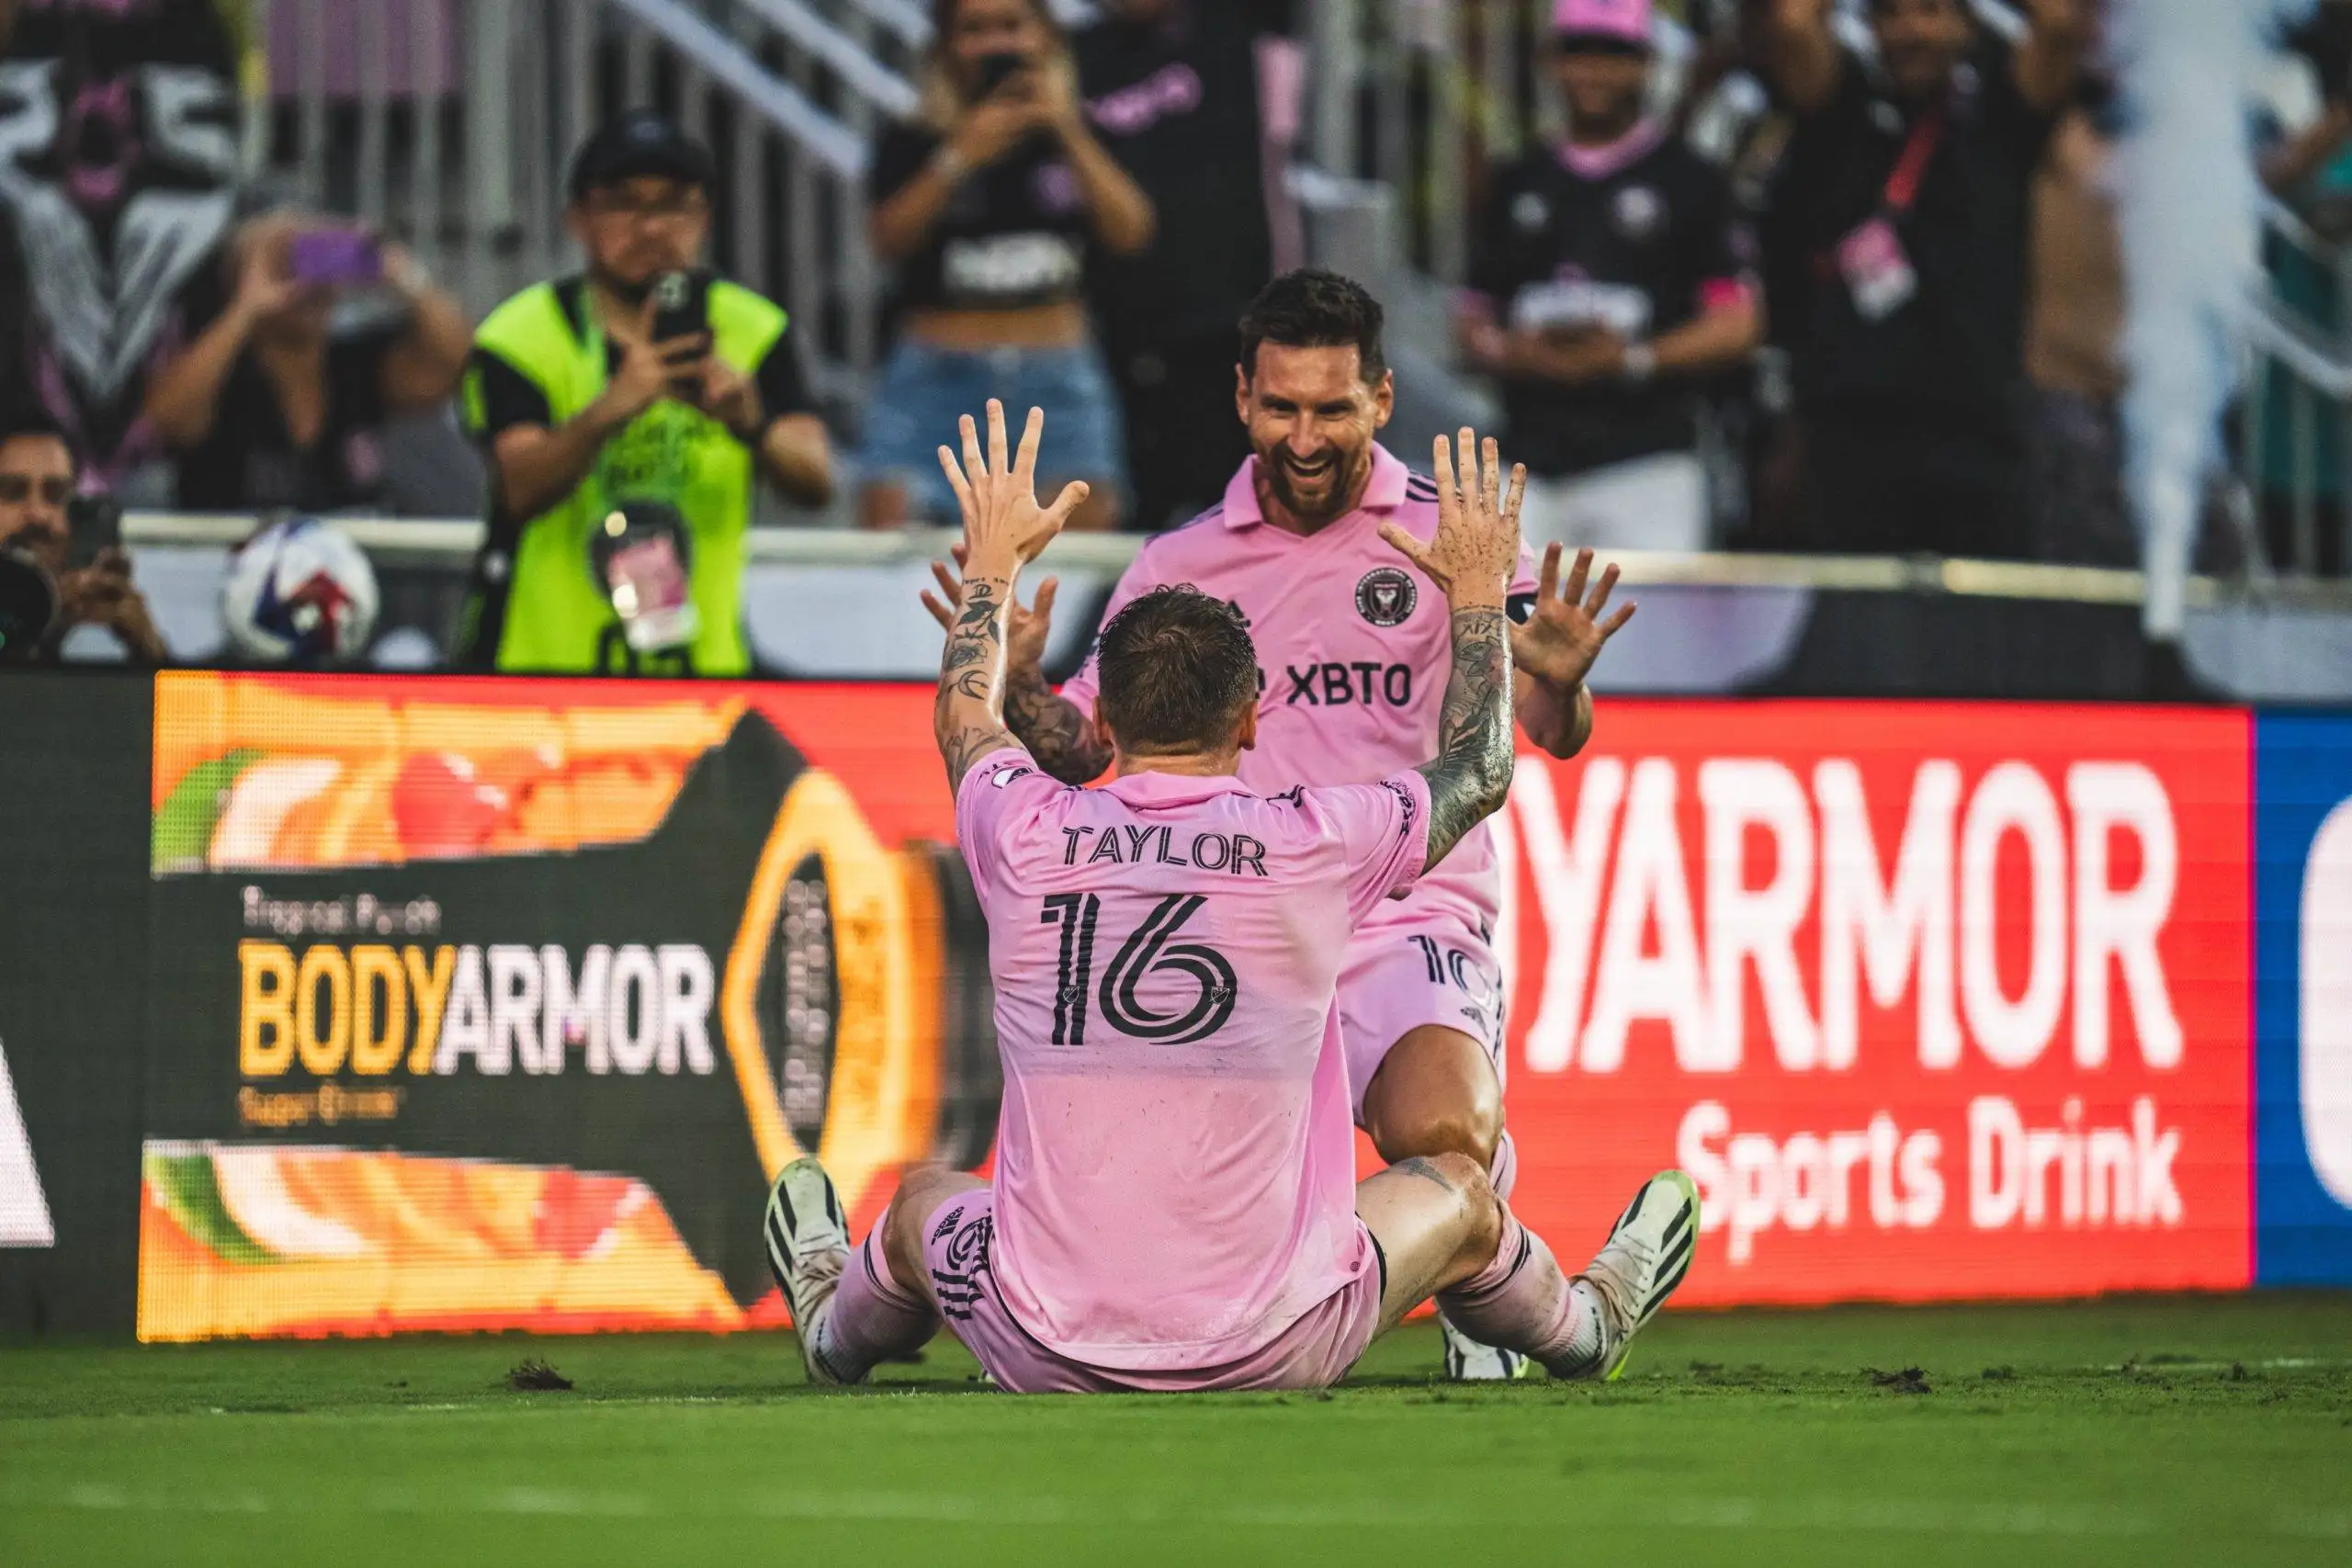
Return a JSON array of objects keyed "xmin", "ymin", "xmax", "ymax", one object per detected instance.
[
  {"xmin": 1094, "ymin": 586, "xmax": 1259, "ymax": 753},
  {"xmin": 1866, "ymin": 0, "xmax": 1972, "ymax": 18},
  {"xmin": 1238, "ymin": 268, "xmax": 1387, "ymax": 382},
  {"xmin": 0, "ymin": 411, "xmax": 74, "ymax": 468}
]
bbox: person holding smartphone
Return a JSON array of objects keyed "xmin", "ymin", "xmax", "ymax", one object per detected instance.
[
  {"xmin": 455, "ymin": 111, "xmax": 835, "ymax": 676},
  {"xmin": 0, "ymin": 413, "xmax": 165, "ymax": 665},
  {"xmin": 143, "ymin": 209, "xmax": 474, "ymax": 513},
  {"xmin": 861, "ymin": 0, "xmax": 1157, "ymax": 531}
]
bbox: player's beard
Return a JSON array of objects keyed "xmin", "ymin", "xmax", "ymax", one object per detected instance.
[{"xmin": 1258, "ymin": 442, "xmax": 1367, "ymax": 526}]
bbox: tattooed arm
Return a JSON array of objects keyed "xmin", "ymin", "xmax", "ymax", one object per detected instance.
[
  {"xmin": 928, "ymin": 400, "xmax": 1092, "ymax": 791},
  {"xmin": 1379, "ymin": 430, "xmax": 1527, "ymax": 873},
  {"xmin": 1005, "ymin": 665, "xmax": 1114, "ymax": 784},
  {"xmin": 934, "ymin": 571, "xmax": 1022, "ymax": 791},
  {"xmin": 1417, "ymin": 602, "xmax": 1516, "ymax": 871},
  {"xmin": 923, "ymin": 560, "xmax": 1115, "ymax": 784}
]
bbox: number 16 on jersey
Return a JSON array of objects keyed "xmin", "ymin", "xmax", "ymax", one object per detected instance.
[{"xmin": 1041, "ymin": 893, "xmax": 1239, "ymax": 1047}]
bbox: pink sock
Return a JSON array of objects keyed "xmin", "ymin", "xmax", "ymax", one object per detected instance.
[
  {"xmin": 1488, "ymin": 1130, "xmax": 1519, "ymax": 1201},
  {"xmin": 810, "ymin": 1222, "xmax": 938, "ymax": 1382},
  {"xmin": 1435, "ymin": 1202, "xmax": 1605, "ymax": 1378},
  {"xmin": 1434, "ymin": 1132, "xmax": 1522, "ymax": 1351}
]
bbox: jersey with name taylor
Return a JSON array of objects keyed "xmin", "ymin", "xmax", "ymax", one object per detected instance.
[
  {"xmin": 955, "ymin": 750, "xmax": 1430, "ymax": 1370},
  {"xmin": 1060, "ymin": 443, "xmax": 1537, "ymax": 943}
]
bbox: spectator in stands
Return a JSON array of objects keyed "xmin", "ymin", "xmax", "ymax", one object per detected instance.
[
  {"xmin": 2253, "ymin": 6, "xmax": 2352, "ymax": 578},
  {"xmin": 143, "ymin": 212, "xmax": 473, "ymax": 513},
  {"xmin": 1747, "ymin": 0, "xmax": 2088, "ymax": 558},
  {"xmin": 1461, "ymin": 0, "xmax": 1761, "ymax": 553},
  {"xmin": 0, "ymin": 414, "xmax": 164, "ymax": 664},
  {"xmin": 1077, "ymin": 0, "xmax": 1297, "ymax": 531},
  {"xmin": 863, "ymin": 0, "xmax": 1156, "ymax": 531},
  {"xmin": 454, "ymin": 111, "xmax": 833, "ymax": 676},
  {"xmin": 2023, "ymin": 77, "xmax": 2132, "ymax": 566}
]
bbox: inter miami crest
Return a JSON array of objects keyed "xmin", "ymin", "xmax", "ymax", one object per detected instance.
[{"xmin": 1355, "ymin": 567, "xmax": 1418, "ymax": 627}]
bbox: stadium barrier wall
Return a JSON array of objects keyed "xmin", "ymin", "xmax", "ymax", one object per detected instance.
[{"xmin": 1, "ymin": 672, "xmax": 2346, "ymax": 1338}]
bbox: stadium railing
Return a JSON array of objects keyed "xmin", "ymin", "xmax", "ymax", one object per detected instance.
[{"xmin": 110, "ymin": 510, "xmax": 2352, "ymax": 702}]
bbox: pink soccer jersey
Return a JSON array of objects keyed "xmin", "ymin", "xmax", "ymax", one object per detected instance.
[
  {"xmin": 1058, "ymin": 445, "xmax": 1537, "ymax": 939},
  {"xmin": 954, "ymin": 749, "xmax": 1432, "ymax": 1371}
]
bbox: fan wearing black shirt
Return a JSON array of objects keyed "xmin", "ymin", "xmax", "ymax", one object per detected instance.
[
  {"xmin": 1461, "ymin": 0, "xmax": 1761, "ymax": 554},
  {"xmin": 1747, "ymin": 0, "xmax": 2088, "ymax": 558},
  {"xmin": 1077, "ymin": 0, "xmax": 1296, "ymax": 532},
  {"xmin": 864, "ymin": 0, "xmax": 1157, "ymax": 533}
]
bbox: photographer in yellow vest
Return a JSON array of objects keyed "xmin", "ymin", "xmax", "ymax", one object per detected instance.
[{"xmin": 456, "ymin": 111, "xmax": 834, "ymax": 674}]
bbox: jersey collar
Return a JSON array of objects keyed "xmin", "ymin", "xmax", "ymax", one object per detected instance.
[
  {"xmin": 1219, "ymin": 443, "xmax": 1410, "ymax": 532},
  {"xmin": 1100, "ymin": 769, "xmax": 1255, "ymax": 806},
  {"xmin": 1554, "ymin": 118, "xmax": 1666, "ymax": 182}
]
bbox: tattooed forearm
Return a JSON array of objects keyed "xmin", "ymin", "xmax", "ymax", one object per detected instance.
[
  {"xmin": 936, "ymin": 574, "xmax": 1017, "ymax": 787},
  {"xmin": 942, "ymin": 722, "xmax": 1016, "ymax": 782},
  {"xmin": 1416, "ymin": 606, "xmax": 1514, "ymax": 871},
  {"xmin": 1004, "ymin": 663, "xmax": 1113, "ymax": 784}
]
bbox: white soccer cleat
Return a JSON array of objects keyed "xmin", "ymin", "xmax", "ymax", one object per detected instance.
[
  {"xmin": 1439, "ymin": 1310, "xmax": 1532, "ymax": 1382},
  {"xmin": 1572, "ymin": 1168, "xmax": 1700, "ymax": 1382},
  {"xmin": 763, "ymin": 1156, "xmax": 856, "ymax": 1386}
]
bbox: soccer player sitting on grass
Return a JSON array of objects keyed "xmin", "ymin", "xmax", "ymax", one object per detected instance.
[{"xmin": 763, "ymin": 400, "xmax": 1698, "ymax": 1392}]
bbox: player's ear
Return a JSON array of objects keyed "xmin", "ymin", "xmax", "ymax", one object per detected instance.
[
  {"xmin": 1235, "ymin": 705, "xmax": 1259, "ymax": 754},
  {"xmin": 1233, "ymin": 361, "xmax": 1250, "ymax": 425},
  {"xmin": 1369, "ymin": 367, "xmax": 1395, "ymax": 431}
]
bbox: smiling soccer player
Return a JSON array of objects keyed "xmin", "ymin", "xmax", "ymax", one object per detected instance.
[
  {"xmin": 913, "ymin": 269, "xmax": 1641, "ymax": 1379},
  {"xmin": 761, "ymin": 400, "xmax": 1695, "ymax": 1393}
]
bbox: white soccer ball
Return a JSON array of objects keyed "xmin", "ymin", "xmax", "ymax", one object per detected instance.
[{"xmin": 221, "ymin": 517, "xmax": 381, "ymax": 665}]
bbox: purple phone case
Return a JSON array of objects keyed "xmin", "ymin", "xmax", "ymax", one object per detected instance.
[{"xmin": 290, "ymin": 231, "xmax": 382, "ymax": 286}]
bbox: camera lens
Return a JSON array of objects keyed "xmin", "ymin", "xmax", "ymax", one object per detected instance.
[{"xmin": 0, "ymin": 548, "xmax": 58, "ymax": 660}]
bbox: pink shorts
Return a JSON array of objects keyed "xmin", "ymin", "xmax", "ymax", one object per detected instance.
[
  {"xmin": 1336, "ymin": 920, "xmax": 1507, "ymax": 1122},
  {"xmin": 919, "ymin": 1189, "xmax": 1384, "ymax": 1393}
]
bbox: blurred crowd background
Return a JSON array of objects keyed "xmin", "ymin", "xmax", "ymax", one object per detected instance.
[{"xmin": 0, "ymin": 0, "xmax": 2346, "ymax": 677}]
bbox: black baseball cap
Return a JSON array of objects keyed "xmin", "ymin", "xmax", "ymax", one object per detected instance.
[{"xmin": 567, "ymin": 110, "xmax": 717, "ymax": 203}]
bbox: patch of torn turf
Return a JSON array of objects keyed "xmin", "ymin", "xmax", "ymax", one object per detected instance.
[{"xmin": 506, "ymin": 1358, "xmax": 573, "ymax": 1392}]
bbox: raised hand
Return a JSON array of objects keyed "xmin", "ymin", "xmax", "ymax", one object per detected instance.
[
  {"xmin": 1379, "ymin": 427, "xmax": 1525, "ymax": 607},
  {"xmin": 936, "ymin": 399, "xmax": 1091, "ymax": 577},
  {"xmin": 1400, "ymin": 428, "xmax": 1522, "ymax": 869},
  {"xmin": 1510, "ymin": 543, "xmax": 1636, "ymax": 694}
]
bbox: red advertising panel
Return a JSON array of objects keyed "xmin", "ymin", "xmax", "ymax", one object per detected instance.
[
  {"xmin": 141, "ymin": 677, "xmax": 2255, "ymax": 1337},
  {"xmin": 1488, "ymin": 702, "xmax": 2254, "ymax": 1303}
]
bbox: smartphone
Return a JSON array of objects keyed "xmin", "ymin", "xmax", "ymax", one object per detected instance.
[
  {"xmin": 66, "ymin": 493, "xmax": 123, "ymax": 570},
  {"xmin": 974, "ymin": 51, "xmax": 1029, "ymax": 98},
  {"xmin": 650, "ymin": 269, "xmax": 711, "ymax": 344},
  {"xmin": 290, "ymin": 229, "xmax": 383, "ymax": 288},
  {"xmin": 649, "ymin": 270, "xmax": 711, "ymax": 397}
]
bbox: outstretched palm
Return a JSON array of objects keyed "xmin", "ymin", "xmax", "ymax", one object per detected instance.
[
  {"xmin": 1379, "ymin": 427, "xmax": 1526, "ymax": 603},
  {"xmin": 1510, "ymin": 543, "xmax": 1635, "ymax": 692},
  {"xmin": 937, "ymin": 400, "xmax": 1087, "ymax": 570}
]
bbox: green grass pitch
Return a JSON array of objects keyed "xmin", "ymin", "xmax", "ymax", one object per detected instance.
[{"xmin": 4, "ymin": 1295, "xmax": 2348, "ymax": 1567}]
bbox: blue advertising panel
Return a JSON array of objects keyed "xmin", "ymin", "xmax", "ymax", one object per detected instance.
[{"xmin": 2255, "ymin": 713, "xmax": 2352, "ymax": 1284}]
